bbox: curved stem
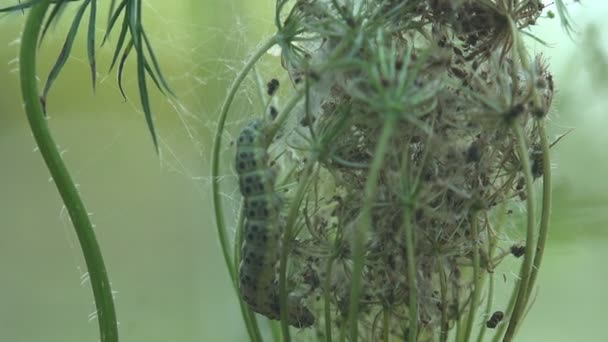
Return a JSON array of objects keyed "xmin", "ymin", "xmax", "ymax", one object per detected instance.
[
  {"xmin": 210, "ymin": 34, "xmax": 277, "ymax": 339},
  {"xmin": 211, "ymin": 34, "xmax": 278, "ymax": 286},
  {"xmin": 20, "ymin": 2, "xmax": 118, "ymax": 342},
  {"xmin": 502, "ymin": 122, "xmax": 537, "ymax": 341},
  {"xmin": 524, "ymin": 120, "xmax": 552, "ymax": 307},
  {"xmin": 349, "ymin": 115, "xmax": 397, "ymax": 342}
]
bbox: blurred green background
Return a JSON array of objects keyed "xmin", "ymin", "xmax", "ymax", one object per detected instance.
[{"xmin": 0, "ymin": 1, "xmax": 606, "ymax": 341}]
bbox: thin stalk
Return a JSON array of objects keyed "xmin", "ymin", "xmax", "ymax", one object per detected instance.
[
  {"xmin": 524, "ymin": 120, "xmax": 552, "ymax": 307},
  {"xmin": 252, "ymin": 65, "xmax": 267, "ymax": 110},
  {"xmin": 210, "ymin": 34, "xmax": 277, "ymax": 339},
  {"xmin": 349, "ymin": 115, "xmax": 397, "ymax": 342},
  {"xmin": 478, "ymin": 201, "xmax": 511, "ymax": 341},
  {"xmin": 382, "ymin": 308, "xmax": 391, "ymax": 342},
  {"xmin": 438, "ymin": 261, "xmax": 449, "ymax": 342},
  {"xmin": 477, "ymin": 273, "xmax": 495, "ymax": 342},
  {"xmin": 462, "ymin": 211, "xmax": 481, "ymax": 342},
  {"xmin": 324, "ymin": 256, "xmax": 335, "ymax": 342},
  {"xmin": 455, "ymin": 311, "xmax": 464, "ymax": 342},
  {"xmin": 19, "ymin": 2, "xmax": 118, "ymax": 342},
  {"xmin": 502, "ymin": 122, "xmax": 537, "ymax": 341},
  {"xmin": 491, "ymin": 284, "xmax": 517, "ymax": 342},
  {"xmin": 279, "ymin": 159, "xmax": 318, "ymax": 341},
  {"xmin": 270, "ymin": 320, "xmax": 282, "ymax": 342},
  {"xmin": 403, "ymin": 201, "xmax": 418, "ymax": 342}
]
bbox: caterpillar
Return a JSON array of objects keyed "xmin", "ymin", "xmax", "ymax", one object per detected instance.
[{"xmin": 235, "ymin": 119, "xmax": 315, "ymax": 328}]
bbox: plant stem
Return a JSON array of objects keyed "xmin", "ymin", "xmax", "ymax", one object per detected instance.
[
  {"xmin": 210, "ymin": 34, "xmax": 277, "ymax": 340},
  {"xmin": 403, "ymin": 198, "xmax": 418, "ymax": 342},
  {"xmin": 492, "ymin": 283, "xmax": 517, "ymax": 342},
  {"xmin": 279, "ymin": 159, "xmax": 317, "ymax": 342},
  {"xmin": 383, "ymin": 308, "xmax": 391, "ymax": 342},
  {"xmin": 524, "ymin": 120, "xmax": 552, "ymax": 307},
  {"xmin": 20, "ymin": 2, "xmax": 118, "ymax": 342},
  {"xmin": 349, "ymin": 115, "xmax": 397, "ymax": 342},
  {"xmin": 463, "ymin": 211, "xmax": 481, "ymax": 342},
  {"xmin": 502, "ymin": 122, "xmax": 537, "ymax": 341},
  {"xmin": 324, "ymin": 256, "xmax": 335, "ymax": 342},
  {"xmin": 477, "ymin": 273, "xmax": 495, "ymax": 342},
  {"xmin": 270, "ymin": 320, "xmax": 282, "ymax": 342},
  {"xmin": 438, "ymin": 261, "xmax": 449, "ymax": 342}
]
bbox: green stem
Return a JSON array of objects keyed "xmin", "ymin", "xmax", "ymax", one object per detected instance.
[
  {"xmin": 403, "ymin": 200, "xmax": 418, "ymax": 342},
  {"xmin": 324, "ymin": 256, "xmax": 335, "ymax": 342},
  {"xmin": 502, "ymin": 122, "xmax": 537, "ymax": 341},
  {"xmin": 477, "ymin": 274, "xmax": 495, "ymax": 342},
  {"xmin": 383, "ymin": 308, "xmax": 391, "ymax": 342},
  {"xmin": 348, "ymin": 116, "xmax": 397, "ymax": 342},
  {"xmin": 210, "ymin": 34, "xmax": 277, "ymax": 339},
  {"xmin": 278, "ymin": 158, "xmax": 318, "ymax": 341},
  {"xmin": 438, "ymin": 261, "xmax": 449, "ymax": 342},
  {"xmin": 479, "ymin": 198, "xmax": 511, "ymax": 341},
  {"xmin": 20, "ymin": 2, "xmax": 118, "ymax": 342},
  {"xmin": 524, "ymin": 121, "xmax": 552, "ymax": 307},
  {"xmin": 463, "ymin": 211, "xmax": 481, "ymax": 342},
  {"xmin": 270, "ymin": 320, "xmax": 282, "ymax": 342},
  {"xmin": 492, "ymin": 285, "xmax": 517, "ymax": 342}
]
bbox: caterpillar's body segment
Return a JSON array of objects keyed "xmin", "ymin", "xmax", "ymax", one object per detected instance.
[{"xmin": 235, "ymin": 120, "xmax": 315, "ymax": 328}]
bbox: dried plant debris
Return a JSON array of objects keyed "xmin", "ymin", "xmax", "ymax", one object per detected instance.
[{"xmin": 235, "ymin": 0, "xmax": 566, "ymax": 340}]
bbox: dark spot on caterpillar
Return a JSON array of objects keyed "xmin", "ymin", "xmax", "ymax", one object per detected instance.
[{"xmin": 269, "ymin": 106, "xmax": 278, "ymax": 119}]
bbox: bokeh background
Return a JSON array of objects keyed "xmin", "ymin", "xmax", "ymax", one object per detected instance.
[{"xmin": 0, "ymin": 1, "xmax": 606, "ymax": 341}]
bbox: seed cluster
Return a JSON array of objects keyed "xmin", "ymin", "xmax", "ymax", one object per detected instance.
[{"xmin": 238, "ymin": 0, "xmax": 560, "ymax": 339}]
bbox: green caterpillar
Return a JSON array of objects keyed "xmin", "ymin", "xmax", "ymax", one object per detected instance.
[{"xmin": 235, "ymin": 120, "xmax": 315, "ymax": 328}]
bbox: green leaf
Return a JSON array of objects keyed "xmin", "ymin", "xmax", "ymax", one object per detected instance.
[
  {"xmin": 143, "ymin": 59, "xmax": 165, "ymax": 97},
  {"xmin": 0, "ymin": 0, "xmax": 76, "ymax": 13},
  {"xmin": 102, "ymin": 0, "xmax": 127, "ymax": 45},
  {"xmin": 117, "ymin": 38, "xmax": 133, "ymax": 100},
  {"xmin": 39, "ymin": 2, "xmax": 69, "ymax": 46},
  {"xmin": 107, "ymin": 5, "xmax": 129, "ymax": 71},
  {"xmin": 42, "ymin": 0, "xmax": 91, "ymax": 99},
  {"xmin": 87, "ymin": 0, "xmax": 97, "ymax": 90},
  {"xmin": 142, "ymin": 30, "xmax": 174, "ymax": 97},
  {"xmin": 128, "ymin": 0, "xmax": 158, "ymax": 152}
]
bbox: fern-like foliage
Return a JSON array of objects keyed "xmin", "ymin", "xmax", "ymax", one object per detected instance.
[{"xmin": 1, "ymin": 0, "xmax": 173, "ymax": 152}]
